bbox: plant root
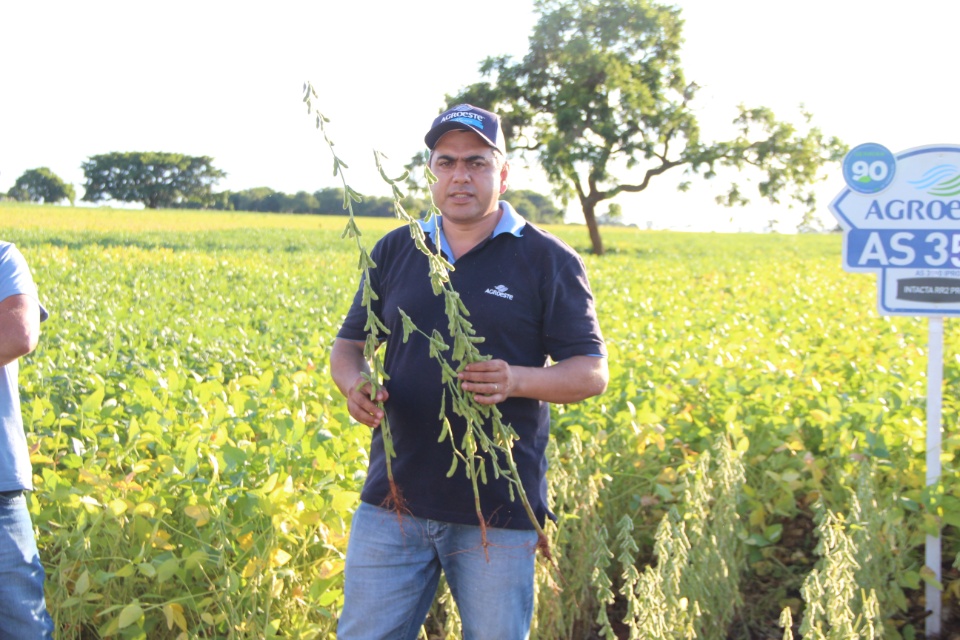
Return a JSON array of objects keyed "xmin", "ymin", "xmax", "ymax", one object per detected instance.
[
  {"xmin": 536, "ymin": 532, "xmax": 553, "ymax": 563},
  {"xmin": 381, "ymin": 479, "xmax": 411, "ymax": 522}
]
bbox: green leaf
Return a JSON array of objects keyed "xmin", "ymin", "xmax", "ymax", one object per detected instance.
[
  {"xmin": 157, "ymin": 558, "xmax": 180, "ymax": 583},
  {"xmin": 115, "ymin": 564, "xmax": 136, "ymax": 578},
  {"xmin": 763, "ymin": 524, "xmax": 783, "ymax": 544},
  {"xmin": 919, "ymin": 566, "xmax": 944, "ymax": 591},
  {"xmin": 118, "ymin": 601, "xmax": 143, "ymax": 629},
  {"xmin": 900, "ymin": 570, "xmax": 921, "ymax": 589},
  {"xmin": 81, "ymin": 387, "xmax": 105, "ymax": 415},
  {"xmin": 74, "ymin": 570, "xmax": 91, "ymax": 596},
  {"xmin": 332, "ymin": 490, "xmax": 360, "ymax": 514}
]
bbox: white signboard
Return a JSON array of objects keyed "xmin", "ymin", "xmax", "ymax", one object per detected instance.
[
  {"xmin": 831, "ymin": 143, "xmax": 959, "ymax": 634},
  {"xmin": 829, "ymin": 143, "xmax": 960, "ymax": 316}
]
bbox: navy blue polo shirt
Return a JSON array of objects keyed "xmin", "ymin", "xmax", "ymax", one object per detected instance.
[{"xmin": 337, "ymin": 202, "xmax": 605, "ymax": 530}]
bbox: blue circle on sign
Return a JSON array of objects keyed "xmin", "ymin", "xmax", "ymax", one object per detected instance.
[{"xmin": 843, "ymin": 143, "xmax": 896, "ymax": 194}]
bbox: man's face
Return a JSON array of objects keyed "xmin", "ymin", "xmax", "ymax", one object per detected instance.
[{"xmin": 428, "ymin": 130, "xmax": 508, "ymax": 226}]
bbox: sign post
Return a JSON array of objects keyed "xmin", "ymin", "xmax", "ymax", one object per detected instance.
[
  {"xmin": 926, "ymin": 316, "xmax": 943, "ymax": 632},
  {"xmin": 829, "ymin": 143, "xmax": 960, "ymax": 637}
]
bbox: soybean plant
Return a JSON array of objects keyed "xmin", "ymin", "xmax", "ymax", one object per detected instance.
[
  {"xmin": 303, "ymin": 83, "xmax": 404, "ymax": 512},
  {"xmin": 304, "ymin": 83, "xmax": 552, "ymax": 557}
]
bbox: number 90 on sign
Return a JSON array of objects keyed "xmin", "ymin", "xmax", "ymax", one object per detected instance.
[
  {"xmin": 842, "ymin": 143, "xmax": 896, "ymax": 194},
  {"xmin": 850, "ymin": 160, "xmax": 889, "ymax": 183},
  {"xmin": 848, "ymin": 230, "xmax": 960, "ymax": 269}
]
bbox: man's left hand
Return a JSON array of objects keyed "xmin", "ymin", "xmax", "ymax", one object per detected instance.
[{"xmin": 458, "ymin": 359, "xmax": 511, "ymax": 405}]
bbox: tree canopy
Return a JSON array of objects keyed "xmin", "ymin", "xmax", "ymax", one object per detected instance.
[
  {"xmin": 7, "ymin": 167, "xmax": 75, "ymax": 205},
  {"xmin": 81, "ymin": 152, "xmax": 226, "ymax": 209},
  {"xmin": 200, "ymin": 187, "xmax": 416, "ymax": 217},
  {"xmin": 509, "ymin": 188, "xmax": 564, "ymax": 224},
  {"xmin": 444, "ymin": 0, "xmax": 847, "ymax": 253},
  {"xmin": 186, "ymin": 186, "xmax": 563, "ymax": 221}
]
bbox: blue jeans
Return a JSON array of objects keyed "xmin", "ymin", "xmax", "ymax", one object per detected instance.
[
  {"xmin": 0, "ymin": 490, "xmax": 54, "ymax": 639},
  {"xmin": 337, "ymin": 502, "xmax": 538, "ymax": 640}
]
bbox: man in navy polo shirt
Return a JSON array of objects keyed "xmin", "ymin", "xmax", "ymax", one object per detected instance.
[{"xmin": 331, "ymin": 104, "xmax": 608, "ymax": 639}]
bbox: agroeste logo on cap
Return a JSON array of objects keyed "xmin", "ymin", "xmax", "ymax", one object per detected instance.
[{"xmin": 425, "ymin": 104, "xmax": 506, "ymax": 154}]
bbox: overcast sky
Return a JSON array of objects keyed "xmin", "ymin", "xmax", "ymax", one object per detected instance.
[{"xmin": 2, "ymin": 1, "xmax": 958, "ymax": 232}]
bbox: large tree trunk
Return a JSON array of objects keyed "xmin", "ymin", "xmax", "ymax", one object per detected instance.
[{"xmin": 582, "ymin": 200, "xmax": 605, "ymax": 255}]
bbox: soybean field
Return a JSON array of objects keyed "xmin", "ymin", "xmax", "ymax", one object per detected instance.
[{"xmin": 3, "ymin": 203, "xmax": 959, "ymax": 639}]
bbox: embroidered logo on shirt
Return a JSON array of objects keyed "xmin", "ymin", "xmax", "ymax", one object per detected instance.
[{"xmin": 485, "ymin": 284, "xmax": 514, "ymax": 300}]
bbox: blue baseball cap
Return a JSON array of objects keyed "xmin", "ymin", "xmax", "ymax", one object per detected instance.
[{"xmin": 424, "ymin": 104, "xmax": 507, "ymax": 155}]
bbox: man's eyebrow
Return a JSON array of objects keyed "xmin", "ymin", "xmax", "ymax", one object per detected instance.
[{"xmin": 435, "ymin": 154, "xmax": 491, "ymax": 163}]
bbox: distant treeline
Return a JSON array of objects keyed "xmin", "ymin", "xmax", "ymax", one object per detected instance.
[
  {"xmin": 5, "ymin": 155, "xmax": 566, "ymax": 223},
  {"xmin": 179, "ymin": 187, "xmax": 565, "ymax": 223}
]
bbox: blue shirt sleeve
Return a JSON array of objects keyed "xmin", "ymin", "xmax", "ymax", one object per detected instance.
[
  {"xmin": 0, "ymin": 242, "xmax": 48, "ymax": 322},
  {"xmin": 540, "ymin": 253, "xmax": 606, "ymax": 362}
]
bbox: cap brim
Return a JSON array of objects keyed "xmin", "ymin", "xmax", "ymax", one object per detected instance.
[{"xmin": 425, "ymin": 122, "xmax": 498, "ymax": 151}]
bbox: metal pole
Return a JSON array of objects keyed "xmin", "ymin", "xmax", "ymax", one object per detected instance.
[{"xmin": 926, "ymin": 316, "xmax": 944, "ymax": 638}]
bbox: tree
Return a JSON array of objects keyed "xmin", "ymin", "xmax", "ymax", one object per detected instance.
[
  {"xmin": 81, "ymin": 152, "xmax": 226, "ymax": 209},
  {"xmin": 7, "ymin": 167, "xmax": 75, "ymax": 205},
  {"xmin": 508, "ymin": 189, "xmax": 564, "ymax": 223},
  {"xmin": 314, "ymin": 187, "xmax": 347, "ymax": 214},
  {"xmin": 443, "ymin": 0, "xmax": 846, "ymax": 254},
  {"xmin": 598, "ymin": 202, "xmax": 624, "ymax": 226},
  {"xmin": 291, "ymin": 191, "xmax": 320, "ymax": 214},
  {"xmin": 227, "ymin": 187, "xmax": 276, "ymax": 212}
]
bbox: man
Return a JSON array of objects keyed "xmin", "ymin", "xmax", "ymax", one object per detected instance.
[
  {"xmin": 0, "ymin": 241, "xmax": 54, "ymax": 638},
  {"xmin": 330, "ymin": 104, "xmax": 608, "ymax": 639}
]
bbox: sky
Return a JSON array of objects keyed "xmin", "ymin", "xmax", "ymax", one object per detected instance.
[{"xmin": 2, "ymin": 1, "xmax": 959, "ymax": 232}]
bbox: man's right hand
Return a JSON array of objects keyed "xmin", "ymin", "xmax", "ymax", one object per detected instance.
[
  {"xmin": 330, "ymin": 338, "xmax": 389, "ymax": 429},
  {"xmin": 346, "ymin": 376, "xmax": 389, "ymax": 429}
]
